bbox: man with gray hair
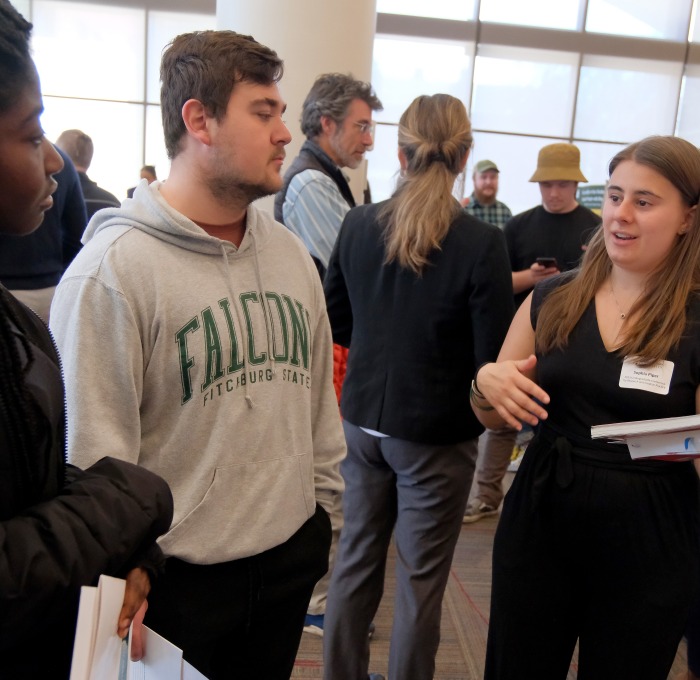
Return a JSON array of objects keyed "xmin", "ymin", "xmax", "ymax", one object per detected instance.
[
  {"xmin": 274, "ymin": 74, "xmax": 381, "ymax": 640},
  {"xmin": 274, "ymin": 72, "xmax": 382, "ymax": 279}
]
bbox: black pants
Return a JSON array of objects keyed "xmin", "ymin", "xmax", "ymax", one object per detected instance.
[
  {"xmin": 145, "ymin": 504, "xmax": 331, "ymax": 680},
  {"xmin": 486, "ymin": 432, "xmax": 700, "ymax": 680}
]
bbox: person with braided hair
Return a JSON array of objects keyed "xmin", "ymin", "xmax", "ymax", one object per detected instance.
[
  {"xmin": 322, "ymin": 94, "xmax": 514, "ymax": 680},
  {"xmin": 0, "ymin": 3, "xmax": 173, "ymax": 677}
]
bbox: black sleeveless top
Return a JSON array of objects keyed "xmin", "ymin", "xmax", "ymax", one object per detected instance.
[{"xmin": 531, "ymin": 274, "xmax": 700, "ymax": 441}]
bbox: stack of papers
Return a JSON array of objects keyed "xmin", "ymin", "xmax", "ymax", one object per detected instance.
[
  {"xmin": 70, "ymin": 575, "xmax": 207, "ymax": 680},
  {"xmin": 591, "ymin": 414, "xmax": 700, "ymax": 460}
]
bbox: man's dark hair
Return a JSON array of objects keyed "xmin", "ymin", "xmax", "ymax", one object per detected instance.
[
  {"xmin": 300, "ymin": 73, "xmax": 382, "ymax": 140},
  {"xmin": 0, "ymin": 0, "xmax": 34, "ymax": 115},
  {"xmin": 160, "ymin": 30, "xmax": 283, "ymax": 160}
]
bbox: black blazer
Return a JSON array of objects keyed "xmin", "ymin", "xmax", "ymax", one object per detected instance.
[{"xmin": 324, "ymin": 201, "xmax": 514, "ymax": 445}]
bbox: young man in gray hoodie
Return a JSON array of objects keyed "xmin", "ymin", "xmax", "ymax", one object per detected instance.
[{"xmin": 50, "ymin": 30, "xmax": 345, "ymax": 680}]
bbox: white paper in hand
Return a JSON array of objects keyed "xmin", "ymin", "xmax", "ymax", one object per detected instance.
[{"xmin": 69, "ymin": 575, "xmax": 126, "ymax": 680}]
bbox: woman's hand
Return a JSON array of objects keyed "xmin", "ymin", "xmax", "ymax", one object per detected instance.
[
  {"xmin": 117, "ymin": 567, "xmax": 151, "ymax": 661},
  {"xmin": 476, "ymin": 355, "xmax": 550, "ymax": 430}
]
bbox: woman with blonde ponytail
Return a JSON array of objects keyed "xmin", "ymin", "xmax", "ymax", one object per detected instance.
[
  {"xmin": 473, "ymin": 135, "xmax": 700, "ymax": 680},
  {"xmin": 322, "ymin": 94, "xmax": 514, "ymax": 680}
]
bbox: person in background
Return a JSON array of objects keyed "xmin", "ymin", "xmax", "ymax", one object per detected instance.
[
  {"xmin": 55, "ymin": 128, "xmax": 120, "ymax": 219},
  {"xmin": 323, "ymin": 94, "xmax": 513, "ymax": 680},
  {"xmin": 275, "ymin": 72, "xmax": 382, "ymax": 279},
  {"xmin": 51, "ymin": 29, "xmax": 345, "ymax": 680},
  {"xmin": 506, "ymin": 142, "xmax": 600, "ymax": 309},
  {"xmin": 0, "ymin": 145, "xmax": 86, "ymax": 323},
  {"xmin": 127, "ymin": 165, "xmax": 157, "ymax": 199},
  {"xmin": 472, "ymin": 135, "xmax": 700, "ymax": 679},
  {"xmin": 463, "ymin": 159, "xmax": 512, "ymax": 229},
  {"xmin": 461, "ymin": 158, "xmax": 517, "ymax": 524},
  {"xmin": 275, "ymin": 71, "xmax": 382, "ymax": 639},
  {"xmin": 465, "ymin": 144, "xmax": 600, "ymax": 524},
  {"xmin": 0, "ymin": 3, "xmax": 173, "ymax": 677}
]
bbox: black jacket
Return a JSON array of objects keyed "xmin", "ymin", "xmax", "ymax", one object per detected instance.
[
  {"xmin": 324, "ymin": 202, "xmax": 514, "ymax": 445},
  {"xmin": 0, "ymin": 288, "xmax": 173, "ymax": 679}
]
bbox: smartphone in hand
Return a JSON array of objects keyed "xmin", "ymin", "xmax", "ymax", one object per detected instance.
[{"xmin": 535, "ymin": 257, "xmax": 558, "ymax": 268}]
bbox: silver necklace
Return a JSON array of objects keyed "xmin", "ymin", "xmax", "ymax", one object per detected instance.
[{"xmin": 609, "ymin": 282, "xmax": 640, "ymax": 320}]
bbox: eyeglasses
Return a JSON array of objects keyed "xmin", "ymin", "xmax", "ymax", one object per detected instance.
[{"xmin": 353, "ymin": 121, "xmax": 376, "ymax": 136}]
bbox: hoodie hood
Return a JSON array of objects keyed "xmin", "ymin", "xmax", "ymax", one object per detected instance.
[{"xmin": 83, "ymin": 180, "xmax": 271, "ymax": 258}]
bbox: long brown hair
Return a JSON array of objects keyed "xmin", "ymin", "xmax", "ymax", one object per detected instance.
[
  {"xmin": 536, "ymin": 136, "xmax": 700, "ymax": 365},
  {"xmin": 380, "ymin": 94, "xmax": 473, "ymax": 274}
]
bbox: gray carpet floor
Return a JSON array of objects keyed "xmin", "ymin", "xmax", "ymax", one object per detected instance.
[{"xmin": 293, "ymin": 469, "xmax": 689, "ymax": 679}]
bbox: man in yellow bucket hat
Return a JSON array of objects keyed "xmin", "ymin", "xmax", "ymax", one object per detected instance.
[{"xmin": 506, "ymin": 142, "xmax": 601, "ymax": 308}]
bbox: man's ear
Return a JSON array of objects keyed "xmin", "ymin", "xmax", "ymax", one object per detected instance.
[
  {"xmin": 320, "ymin": 115, "xmax": 337, "ymax": 137},
  {"xmin": 181, "ymin": 99, "xmax": 212, "ymax": 146}
]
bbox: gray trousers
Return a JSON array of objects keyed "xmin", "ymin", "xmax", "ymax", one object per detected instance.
[
  {"xmin": 323, "ymin": 421, "xmax": 478, "ymax": 680},
  {"xmin": 472, "ymin": 428, "xmax": 517, "ymax": 509}
]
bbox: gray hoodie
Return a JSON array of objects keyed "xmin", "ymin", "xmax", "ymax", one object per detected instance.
[{"xmin": 51, "ymin": 182, "xmax": 345, "ymax": 564}]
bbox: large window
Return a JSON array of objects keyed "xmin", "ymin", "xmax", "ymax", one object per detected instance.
[
  {"xmin": 678, "ymin": 65, "xmax": 700, "ymax": 145},
  {"xmin": 574, "ymin": 55, "xmax": 683, "ymax": 142},
  {"xmin": 373, "ymin": 0, "xmax": 700, "ymax": 214},
  {"xmin": 13, "ymin": 0, "xmax": 700, "ymax": 216},
  {"xmin": 585, "ymin": 0, "xmax": 693, "ymax": 41},
  {"xmin": 471, "ymin": 46, "xmax": 579, "ymax": 139},
  {"xmin": 15, "ymin": 0, "xmax": 215, "ymax": 201},
  {"xmin": 373, "ymin": 35, "xmax": 474, "ymax": 123},
  {"xmin": 479, "ymin": 0, "xmax": 581, "ymax": 31},
  {"xmin": 376, "ymin": 0, "xmax": 475, "ymax": 21}
]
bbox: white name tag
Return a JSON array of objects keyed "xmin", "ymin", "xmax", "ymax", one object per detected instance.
[{"xmin": 619, "ymin": 357, "xmax": 674, "ymax": 395}]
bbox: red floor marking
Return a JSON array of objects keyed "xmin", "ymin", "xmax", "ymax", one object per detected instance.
[{"xmin": 449, "ymin": 567, "xmax": 490, "ymax": 626}]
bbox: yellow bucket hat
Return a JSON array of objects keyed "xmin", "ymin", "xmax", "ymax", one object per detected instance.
[{"xmin": 529, "ymin": 143, "xmax": 588, "ymax": 183}]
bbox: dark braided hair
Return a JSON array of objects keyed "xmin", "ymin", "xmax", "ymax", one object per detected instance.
[
  {"xmin": 0, "ymin": 0, "xmax": 33, "ymax": 115},
  {"xmin": 0, "ymin": 1, "xmax": 43, "ymax": 510}
]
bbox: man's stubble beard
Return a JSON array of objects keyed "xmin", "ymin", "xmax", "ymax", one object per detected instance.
[
  {"xmin": 329, "ymin": 129, "xmax": 362, "ymax": 170},
  {"xmin": 209, "ymin": 176, "xmax": 277, "ymax": 207},
  {"xmin": 475, "ymin": 190, "xmax": 497, "ymax": 206},
  {"xmin": 207, "ymin": 153, "xmax": 280, "ymax": 208}
]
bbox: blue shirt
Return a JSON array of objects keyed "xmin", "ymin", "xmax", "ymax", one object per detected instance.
[{"xmin": 282, "ymin": 169, "xmax": 351, "ymax": 269}]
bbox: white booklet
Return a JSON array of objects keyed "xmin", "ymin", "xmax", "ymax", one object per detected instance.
[
  {"xmin": 127, "ymin": 627, "xmax": 207, "ymax": 680},
  {"xmin": 70, "ymin": 574, "xmax": 126, "ymax": 680},
  {"xmin": 591, "ymin": 414, "xmax": 700, "ymax": 460},
  {"xmin": 70, "ymin": 575, "xmax": 208, "ymax": 680}
]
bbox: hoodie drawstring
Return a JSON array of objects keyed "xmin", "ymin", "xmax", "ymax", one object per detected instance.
[
  {"xmin": 250, "ymin": 229, "xmax": 277, "ymax": 379},
  {"xmin": 218, "ymin": 230, "xmax": 276, "ymax": 409},
  {"xmin": 218, "ymin": 243, "xmax": 255, "ymax": 408}
]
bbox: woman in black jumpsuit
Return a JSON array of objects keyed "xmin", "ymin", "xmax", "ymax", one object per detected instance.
[{"xmin": 472, "ymin": 136, "xmax": 700, "ymax": 680}]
